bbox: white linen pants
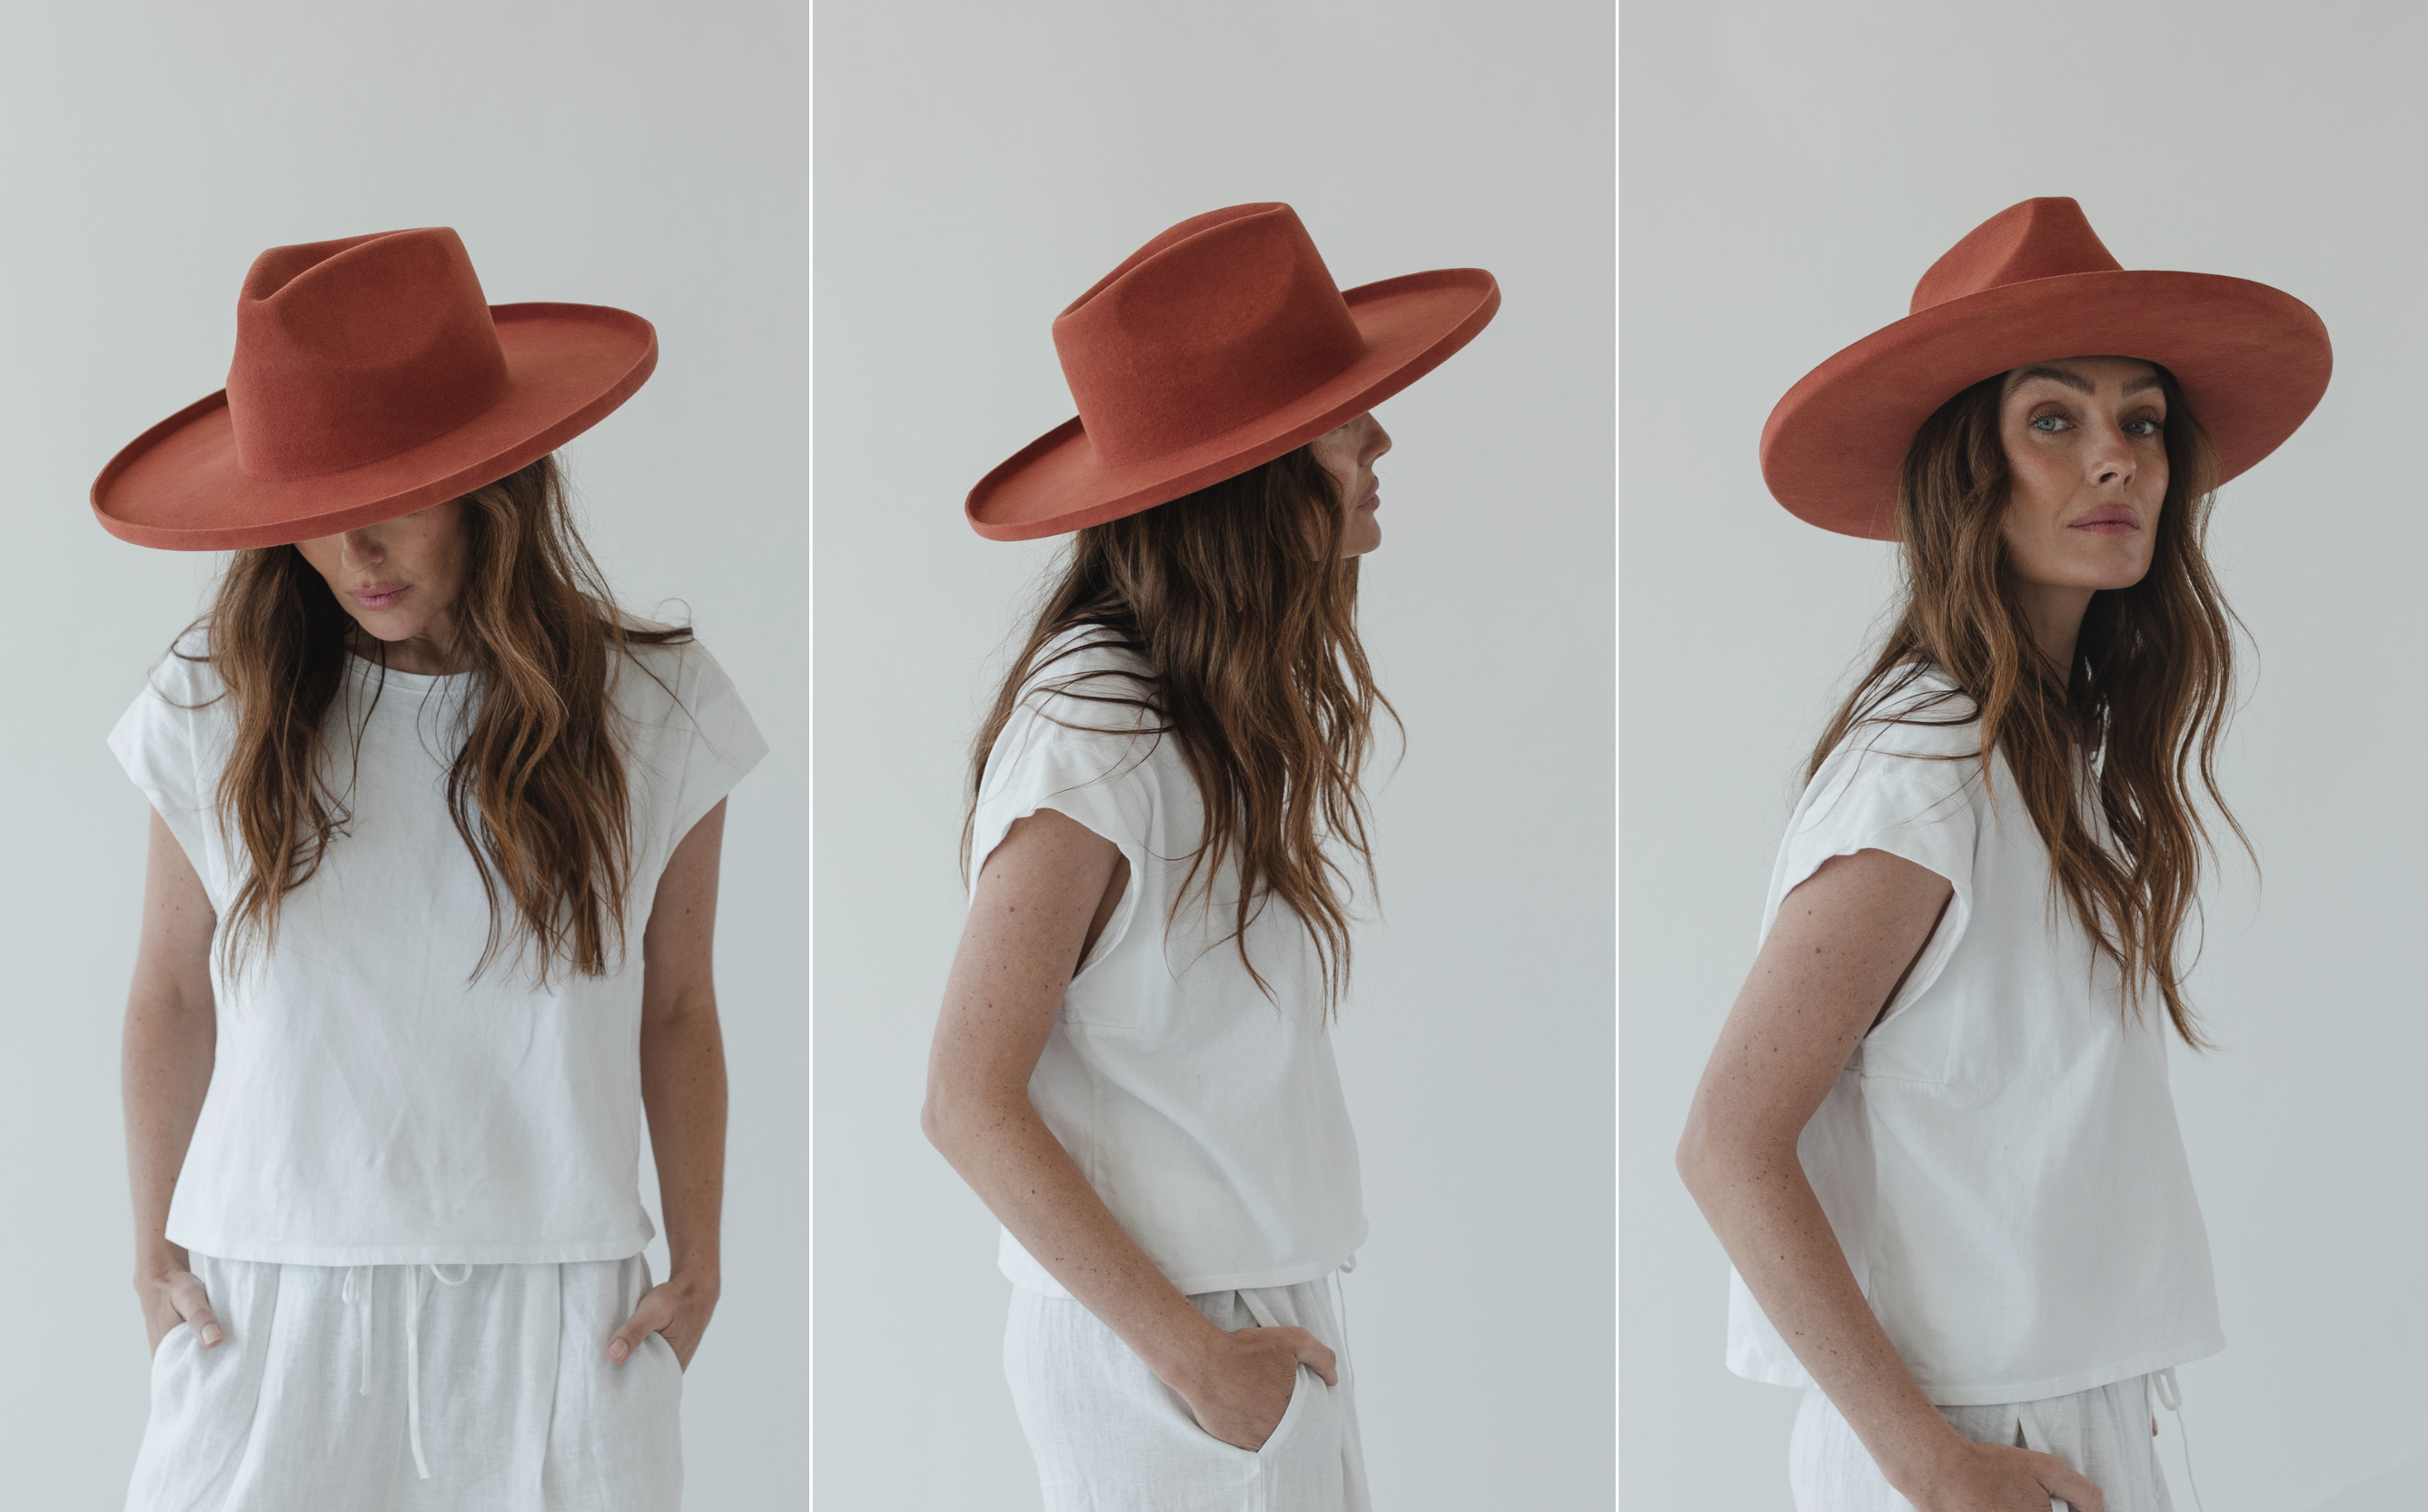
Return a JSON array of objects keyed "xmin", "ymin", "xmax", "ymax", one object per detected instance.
[
  {"xmin": 1004, "ymin": 1272, "xmax": 1368, "ymax": 1512},
  {"xmin": 126, "ymin": 1251, "xmax": 682, "ymax": 1512},
  {"xmin": 1789, "ymin": 1375, "xmax": 2174, "ymax": 1512}
]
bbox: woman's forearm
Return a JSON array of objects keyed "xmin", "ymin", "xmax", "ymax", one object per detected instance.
[
  {"xmin": 639, "ymin": 998, "xmax": 727, "ymax": 1284},
  {"xmin": 927, "ymin": 1092, "xmax": 1225, "ymax": 1386},
  {"xmin": 1680, "ymin": 1135, "xmax": 1959, "ymax": 1494},
  {"xmin": 123, "ymin": 986, "xmax": 214, "ymax": 1273}
]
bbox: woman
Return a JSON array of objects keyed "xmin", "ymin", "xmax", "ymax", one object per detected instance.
[
  {"xmin": 922, "ymin": 203, "xmax": 1497, "ymax": 1510},
  {"xmin": 96, "ymin": 228, "xmax": 767, "ymax": 1509},
  {"xmin": 1676, "ymin": 197, "xmax": 2332, "ymax": 1511}
]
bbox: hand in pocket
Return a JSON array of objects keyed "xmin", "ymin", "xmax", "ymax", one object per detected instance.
[
  {"xmin": 1175, "ymin": 1325, "xmax": 1335, "ymax": 1451},
  {"xmin": 138, "ymin": 1264, "xmax": 222, "ymax": 1356}
]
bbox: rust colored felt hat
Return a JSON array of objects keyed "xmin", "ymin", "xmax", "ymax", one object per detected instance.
[
  {"xmin": 966, "ymin": 203, "xmax": 1500, "ymax": 540},
  {"xmin": 1762, "ymin": 197, "xmax": 2332, "ymax": 539},
  {"xmin": 93, "ymin": 228, "xmax": 657, "ymax": 550}
]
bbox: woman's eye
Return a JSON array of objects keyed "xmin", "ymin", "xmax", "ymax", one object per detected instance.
[
  {"xmin": 2030, "ymin": 414, "xmax": 2067, "ymax": 432},
  {"xmin": 2124, "ymin": 418, "xmax": 2163, "ymax": 437}
]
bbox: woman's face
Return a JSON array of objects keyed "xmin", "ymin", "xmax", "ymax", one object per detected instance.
[
  {"xmin": 1997, "ymin": 355, "xmax": 2169, "ymax": 594},
  {"xmin": 1310, "ymin": 412, "xmax": 1391, "ymax": 558},
  {"xmin": 293, "ymin": 500, "xmax": 471, "ymax": 673}
]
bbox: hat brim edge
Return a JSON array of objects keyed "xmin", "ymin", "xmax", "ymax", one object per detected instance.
[
  {"xmin": 92, "ymin": 302, "xmax": 659, "ymax": 551},
  {"xmin": 1759, "ymin": 270, "xmax": 2333, "ymax": 540}
]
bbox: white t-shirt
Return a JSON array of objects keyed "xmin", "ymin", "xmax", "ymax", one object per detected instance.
[
  {"xmin": 109, "ymin": 630, "xmax": 768, "ymax": 1266},
  {"xmin": 970, "ymin": 628, "xmax": 1367, "ymax": 1298},
  {"xmin": 1726, "ymin": 667, "xmax": 2223, "ymax": 1405}
]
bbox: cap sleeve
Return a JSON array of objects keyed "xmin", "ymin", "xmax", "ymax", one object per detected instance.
[
  {"xmin": 970, "ymin": 646, "xmax": 1160, "ymax": 972},
  {"xmin": 105, "ymin": 637, "xmax": 228, "ymax": 900},
  {"xmin": 636, "ymin": 639, "xmax": 769, "ymax": 858},
  {"xmin": 1767, "ymin": 697, "xmax": 1983, "ymax": 1019}
]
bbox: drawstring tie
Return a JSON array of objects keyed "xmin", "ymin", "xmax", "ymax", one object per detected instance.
[
  {"xmin": 341, "ymin": 1266, "xmax": 373, "ymax": 1396},
  {"xmin": 341, "ymin": 1264, "xmax": 476, "ymax": 1480},
  {"xmin": 1328, "ymin": 1252, "xmax": 1355, "ymax": 1391},
  {"xmin": 2154, "ymin": 1367, "xmax": 2205, "ymax": 1512}
]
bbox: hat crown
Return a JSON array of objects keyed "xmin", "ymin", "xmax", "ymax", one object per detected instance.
[
  {"xmin": 1908, "ymin": 197, "xmax": 2124, "ymax": 316},
  {"xmin": 1052, "ymin": 203, "xmax": 1366, "ymax": 469},
  {"xmin": 226, "ymin": 228, "xmax": 511, "ymax": 481}
]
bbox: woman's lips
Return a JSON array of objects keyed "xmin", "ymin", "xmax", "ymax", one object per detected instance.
[
  {"xmin": 351, "ymin": 584, "xmax": 411, "ymax": 610},
  {"xmin": 1357, "ymin": 492, "xmax": 1380, "ymax": 512},
  {"xmin": 2071, "ymin": 508, "xmax": 2138, "ymax": 535}
]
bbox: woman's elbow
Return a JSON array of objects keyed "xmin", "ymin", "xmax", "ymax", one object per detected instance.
[
  {"xmin": 919, "ymin": 1082, "xmax": 954, "ymax": 1153},
  {"xmin": 1674, "ymin": 1111, "xmax": 1729, "ymax": 1199},
  {"xmin": 1673, "ymin": 1126, "xmax": 1704, "ymax": 1194},
  {"xmin": 921, "ymin": 1077, "xmax": 986, "ymax": 1158}
]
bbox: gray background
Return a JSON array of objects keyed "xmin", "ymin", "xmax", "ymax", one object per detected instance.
[
  {"xmin": 1624, "ymin": 2, "xmax": 2428, "ymax": 1507},
  {"xmin": 1, "ymin": 2, "xmax": 806, "ymax": 1503},
  {"xmin": 814, "ymin": 0, "xmax": 1612, "ymax": 1506}
]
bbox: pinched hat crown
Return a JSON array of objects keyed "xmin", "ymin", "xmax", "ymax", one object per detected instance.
[
  {"xmin": 1052, "ymin": 205, "xmax": 1367, "ymax": 469},
  {"xmin": 1908, "ymin": 197, "xmax": 2124, "ymax": 315},
  {"xmin": 228, "ymin": 230, "xmax": 511, "ymax": 479}
]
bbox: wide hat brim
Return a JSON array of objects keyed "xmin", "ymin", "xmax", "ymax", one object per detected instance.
[
  {"xmin": 93, "ymin": 302, "xmax": 657, "ymax": 551},
  {"xmin": 966, "ymin": 268, "xmax": 1500, "ymax": 541},
  {"xmin": 1761, "ymin": 270, "xmax": 2333, "ymax": 539}
]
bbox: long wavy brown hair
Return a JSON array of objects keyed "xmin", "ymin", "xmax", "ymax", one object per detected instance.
[
  {"xmin": 189, "ymin": 454, "xmax": 689, "ymax": 983},
  {"xmin": 1811, "ymin": 367, "xmax": 2241, "ymax": 1045},
  {"xmin": 966, "ymin": 445, "xmax": 1392, "ymax": 1010}
]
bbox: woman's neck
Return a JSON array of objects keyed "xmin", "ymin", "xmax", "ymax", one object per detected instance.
[
  {"xmin": 351, "ymin": 623, "xmax": 469, "ymax": 677},
  {"xmin": 2009, "ymin": 579, "xmax": 2093, "ymax": 684}
]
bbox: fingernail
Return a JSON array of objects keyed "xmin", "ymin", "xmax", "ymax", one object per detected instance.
[
  {"xmin": 608, "ymin": 1339, "xmax": 629, "ymax": 1363},
  {"xmin": 201, "ymin": 1324, "xmax": 222, "ymax": 1346}
]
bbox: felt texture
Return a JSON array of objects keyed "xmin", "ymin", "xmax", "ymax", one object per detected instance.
[
  {"xmin": 1761, "ymin": 198, "xmax": 2333, "ymax": 539},
  {"xmin": 966, "ymin": 203, "xmax": 1499, "ymax": 541},
  {"xmin": 93, "ymin": 228, "xmax": 655, "ymax": 551}
]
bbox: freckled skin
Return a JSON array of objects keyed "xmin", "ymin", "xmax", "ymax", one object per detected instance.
[{"xmin": 1674, "ymin": 356, "xmax": 2167, "ymax": 1512}]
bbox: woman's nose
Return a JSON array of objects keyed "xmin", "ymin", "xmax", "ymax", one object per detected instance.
[{"xmin": 2086, "ymin": 423, "xmax": 2133, "ymax": 488}]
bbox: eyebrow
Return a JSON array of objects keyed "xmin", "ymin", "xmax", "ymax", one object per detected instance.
[{"xmin": 2010, "ymin": 365, "xmax": 2165, "ymax": 398}]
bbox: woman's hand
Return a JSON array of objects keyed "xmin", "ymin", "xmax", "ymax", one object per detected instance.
[
  {"xmin": 1167, "ymin": 1325, "xmax": 1337, "ymax": 1451},
  {"xmin": 1901, "ymin": 1436, "xmax": 2104, "ymax": 1512},
  {"xmin": 136, "ymin": 1259, "xmax": 222, "ymax": 1356},
  {"xmin": 607, "ymin": 1270, "xmax": 720, "ymax": 1371}
]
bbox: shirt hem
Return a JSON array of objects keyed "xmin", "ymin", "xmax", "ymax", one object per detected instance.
[
  {"xmin": 999, "ymin": 1220, "xmax": 1369, "ymax": 1300},
  {"xmin": 1729, "ymin": 1330, "xmax": 2227, "ymax": 1407},
  {"xmin": 168, "ymin": 1229, "xmax": 657, "ymax": 1268}
]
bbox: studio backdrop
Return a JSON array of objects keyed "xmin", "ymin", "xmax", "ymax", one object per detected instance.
[
  {"xmin": 1624, "ymin": 2, "xmax": 2428, "ymax": 1507},
  {"xmin": 813, "ymin": 0, "xmax": 1613, "ymax": 1506},
  {"xmin": 0, "ymin": 2, "xmax": 806, "ymax": 1503}
]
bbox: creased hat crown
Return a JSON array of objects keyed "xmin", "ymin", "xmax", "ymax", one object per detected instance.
[
  {"xmin": 1050, "ymin": 203, "xmax": 1367, "ymax": 469},
  {"xmin": 226, "ymin": 228, "xmax": 511, "ymax": 480},
  {"xmin": 1908, "ymin": 197, "xmax": 2124, "ymax": 315}
]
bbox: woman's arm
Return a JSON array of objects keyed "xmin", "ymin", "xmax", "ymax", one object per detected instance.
[
  {"xmin": 1676, "ymin": 848, "xmax": 2106, "ymax": 1512},
  {"xmin": 609, "ymin": 798, "xmax": 730, "ymax": 1371},
  {"xmin": 124, "ymin": 809, "xmax": 223, "ymax": 1354},
  {"xmin": 923, "ymin": 809, "xmax": 1335, "ymax": 1451}
]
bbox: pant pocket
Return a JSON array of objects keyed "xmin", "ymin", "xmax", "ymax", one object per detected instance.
[
  {"xmin": 1254, "ymin": 1364, "xmax": 1320, "ymax": 1458},
  {"xmin": 149, "ymin": 1321, "xmax": 193, "ymax": 1370}
]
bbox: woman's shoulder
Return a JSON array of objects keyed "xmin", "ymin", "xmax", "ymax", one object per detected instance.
[
  {"xmin": 141, "ymin": 625, "xmax": 227, "ymax": 705},
  {"xmin": 1016, "ymin": 626, "xmax": 1157, "ymax": 720},
  {"xmin": 600, "ymin": 618, "xmax": 738, "ymax": 735},
  {"xmin": 1818, "ymin": 663, "xmax": 1984, "ymax": 775}
]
